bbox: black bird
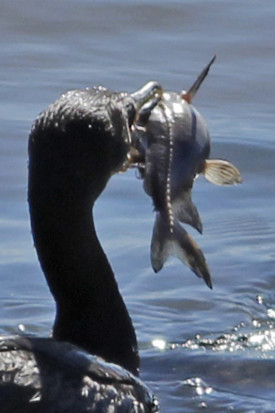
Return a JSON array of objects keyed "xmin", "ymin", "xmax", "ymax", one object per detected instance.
[{"xmin": 0, "ymin": 83, "xmax": 161, "ymax": 412}]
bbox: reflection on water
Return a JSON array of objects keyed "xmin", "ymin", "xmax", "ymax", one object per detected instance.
[{"xmin": 1, "ymin": 0, "xmax": 275, "ymax": 411}]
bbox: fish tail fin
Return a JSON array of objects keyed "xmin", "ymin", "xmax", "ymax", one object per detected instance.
[
  {"xmin": 151, "ymin": 214, "xmax": 212, "ymax": 289},
  {"xmin": 203, "ymin": 159, "xmax": 242, "ymax": 185},
  {"xmin": 150, "ymin": 214, "xmax": 170, "ymax": 273},
  {"xmin": 173, "ymin": 190, "xmax": 203, "ymax": 233}
]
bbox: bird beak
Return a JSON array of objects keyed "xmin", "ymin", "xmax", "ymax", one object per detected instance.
[{"xmin": 131, "ymin": 81, "xmax": 163, "ymax": 112}]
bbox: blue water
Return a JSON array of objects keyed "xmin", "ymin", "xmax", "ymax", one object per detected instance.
[{"xmin": 1, "ymin": 0, "xmax": 275, "ymax": 411}]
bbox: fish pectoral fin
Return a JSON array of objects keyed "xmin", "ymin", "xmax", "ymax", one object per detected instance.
[
  {"xmin": 203, "ymin": 159, "xmax": 242, "ymax": 185},
  {"xmin": 173, "ymin": 191, "xmax": 203, "ymax": 233},
  {"xmin": 151, "ymin": 215, "xmax": 212, "ymax": 289}
]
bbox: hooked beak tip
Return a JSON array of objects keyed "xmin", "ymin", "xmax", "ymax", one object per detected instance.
[{"xmin": 131, "ymin": 81, "xmax": 163, "ymax": 111}]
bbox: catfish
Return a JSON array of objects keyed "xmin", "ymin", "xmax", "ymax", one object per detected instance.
[{"xmin": 132, "ymin": 57, "xmax": 241, "ymax": 288}]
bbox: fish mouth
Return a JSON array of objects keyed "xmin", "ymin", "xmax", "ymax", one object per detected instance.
[{"xmin": 131, "ymin": 81, "xmax": 163, "ymax": 112}]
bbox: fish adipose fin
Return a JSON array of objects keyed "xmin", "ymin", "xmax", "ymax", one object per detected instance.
[
  {"xmin": 151, "ymin": 214, "xmax": 212, "ymax": 289},
  {"xmin": 203, "ymin": 159, "xmax": 242, "ymax": 186},
  {"xmin": 173, "ymin": 190, "xmax": 203, "ymax": 233}
]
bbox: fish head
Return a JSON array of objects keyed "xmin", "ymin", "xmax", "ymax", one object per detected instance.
[
  {"xmin": 165, "ymin": 91, "xmax": 211, "ymax": 180},
  {"xmin": 132, "ymin": 56, "xmax": 216, "ymax": 180},
  {"xmin": 133, "ymin": 90, "xmax": 211, "ymax": 189}
]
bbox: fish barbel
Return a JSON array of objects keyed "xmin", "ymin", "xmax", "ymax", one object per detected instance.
[{"xmin": 132, "ymin": 57, "xmax": 242, "ymax": 289}]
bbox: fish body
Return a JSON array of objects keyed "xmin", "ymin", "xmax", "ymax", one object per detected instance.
[
  {"xmin": 135, "ymin": 91, "xmax": 213, "ymax": 287},
  {"xmin": 142, "ymin": 91, "xmax": 210, "ymax": 232},
  {"xmin": 132, "ymin": 58, "xmax": 241, "ymax": 288}
]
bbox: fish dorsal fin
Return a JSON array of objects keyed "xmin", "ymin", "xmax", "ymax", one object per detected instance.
[
  {"xmin": 203, "ymin": 159, "xmax": 242, "ymax": 185},
  {"xmin": 173, "ymin": 190, "xmax": 203, "ymax": 233},
  {"xmin": 181, "ymin": 55, "xmax": 216, "ymax": 103}
]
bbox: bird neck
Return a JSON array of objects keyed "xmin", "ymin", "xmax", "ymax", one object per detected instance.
[{"xmin": 28, "ymin": 174, "xmax": 139, "ymax": 376}]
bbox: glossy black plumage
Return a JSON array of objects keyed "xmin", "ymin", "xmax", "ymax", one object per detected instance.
[
  {"xmin": 0, "ymin": 85, "xmax": 160, "ymax": 412},
  {"xmin": 0, "ymin": 336, "xmax": 158, "ymax": 413}
]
